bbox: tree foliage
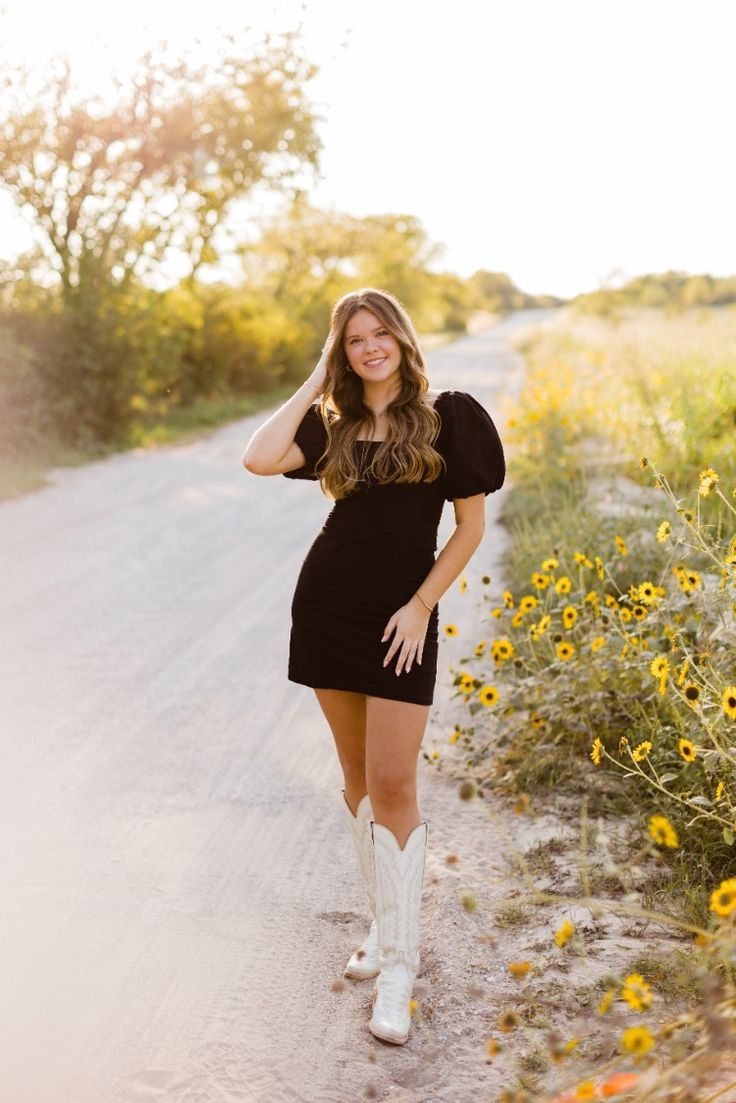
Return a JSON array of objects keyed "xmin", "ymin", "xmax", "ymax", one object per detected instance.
[{"xmin": 0, "ymin": 29, "xmax": 321, "ymax": 295}]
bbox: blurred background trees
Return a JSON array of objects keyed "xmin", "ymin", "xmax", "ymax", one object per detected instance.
[{"xmin": 0, "ymin": 28, "xmax": 558, "ymax": 465}]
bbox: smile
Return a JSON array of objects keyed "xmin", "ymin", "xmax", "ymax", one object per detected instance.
[{"xmin": 365, "ymin": 357, "xmax": 387, "ymax": 367}]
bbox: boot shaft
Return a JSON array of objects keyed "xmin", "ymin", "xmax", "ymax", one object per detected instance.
[{"xmin": 370, "ymin": 820, "xmax": 428, "ymax": 971}]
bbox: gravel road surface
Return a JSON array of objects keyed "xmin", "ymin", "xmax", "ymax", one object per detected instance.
[{"xmin": 0, "ymin": 311, "xmax": 550, "ymax": 1103}]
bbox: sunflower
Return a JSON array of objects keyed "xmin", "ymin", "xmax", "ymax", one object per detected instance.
[
  {"xmin": 503, "ymin": 590, "xmax": 515, "ymax": 608},
  {"xmin": 648, "ymin": 814, "xmax": 679, "ymax": 848},
  {"xmin": 621, "ymin": 1026, "xmax": 654, "ymax": 1055},
  {"xmin": 637, "ymin": 581, "xmax": 656, "ymax": 604},
  {"xmin": 491, "ymin": 639, "xmax": 515, "ymax": 661},
  {"xmin": 678, "ymin": 738, "xmax": 696, "ymax": 763},
  {"xmin": 649, "ymin": 656, "xmax": 669, "ymax": 679},
  {"xmin": 633, "ymin": 741, "xmax": 652, "ymax": 763},
  {"xmin": 621, "ymin": 973, "xmax": 653, "ymax": 1012},
  {"xmin": 699, "ymin": 467, "xmax": 719, "ymax": 496},
  {"xmin": 556, "ymin": 640, "xmax": 575, "ymax": 661},
  {"xmin": 555, "ymin": 576, "xmax": 572, "ymax": 594},
  {"xmin": 507, "ymin": 961, "xmax": 531, "ymax": 979},
  {"xmin": 574, "ymin": 1083, "xmax": 596, "ymax": 1101},
  {"xmin": 562, "ymin": 605, "xmax": 578, "ymax": 629},
  {"xmin": 615, "ymin": 536, "xmax": 628, "ymax": 557},
  {"xmin": 531, "ymin": 572, "xmax": 551, "ymax": 589},
  {"xmin": 683, "ymin": 683, "xmax": 701, "ymax": 707},
  {"xmin": 677, "ymin": 568, "xmax": 702, "ymax": 594},
  {"xmin": 479, "ymin": 685, "xmax": 499, "ymax": 707},
  {"xmin": 710, "ymin": 877, "xmax": 736, "ymax": 917},
  {"xmin": 518, "ymin": 594, "xmax": 540, "ymax": 613},
  {"xmin": 591, "ymin": 636, "xmax": 606, "ymax": 653},
  {"xmin": 444, "ymin": 624, "xmax": 458, "ymax": 637},
  {"xmin": 554, "ymin": 919, "xmax": 574, "ymax": 947},
  {"xmin": 723, "ymin": 686, "xmax": 736, "ymax": 720},
  {"xmin": 542, "ymin": 557, "xmax": 559, "ymax": 571},
  {"xmin": 656, "ymin": 520, "xmax": 671, "ymax": 543},
  {"xmin": 458, "ymin": 673, "xmax": 475, "ymax": 695},
  {"xmin": 590, "ymin": 737, "xmax": 604, "ymax": 766}
]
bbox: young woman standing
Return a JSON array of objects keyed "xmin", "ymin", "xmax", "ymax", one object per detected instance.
[{"xmin": 243, "ymin": 288, "xmax": 505, "ymax": 1044}]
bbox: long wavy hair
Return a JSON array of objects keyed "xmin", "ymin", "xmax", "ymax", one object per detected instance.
[{"xmin": 311, "ymin": 288, "xmax": 446, "ymax": 500}]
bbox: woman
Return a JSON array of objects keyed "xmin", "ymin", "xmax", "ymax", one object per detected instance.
[{"xmin": 243, "ymin": 288, "xmax": 505, "ymax": 1045}]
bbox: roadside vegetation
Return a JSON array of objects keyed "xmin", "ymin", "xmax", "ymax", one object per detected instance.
[{"xmin": 432, "ymin": 305, "xmax": 736, "ymax": 1101}]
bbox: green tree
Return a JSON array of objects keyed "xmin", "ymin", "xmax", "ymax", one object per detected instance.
[
  {"xmin": 0, "ymin": 29, "xmax": 323, "ymax": 445},
  {"xmin": 0, "ymin": 29, "xmax": 322, "ymax": 297}
]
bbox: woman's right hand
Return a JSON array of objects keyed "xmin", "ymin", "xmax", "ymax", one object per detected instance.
[{"xmin": 306, "ymin": 334, "xmax": 333, "ymax": 396}]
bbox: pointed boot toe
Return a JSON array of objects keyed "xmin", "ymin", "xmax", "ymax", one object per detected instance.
[{"xmin": 369, "ymin": 961, "xmax": 415, "ymax": 1044}]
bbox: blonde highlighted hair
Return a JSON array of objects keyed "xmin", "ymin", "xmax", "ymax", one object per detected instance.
[{"xmin": 312, "ymin": 288, "xmax": 446, "ymax": 500}]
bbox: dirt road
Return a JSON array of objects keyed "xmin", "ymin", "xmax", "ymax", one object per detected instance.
[{"xmin": 0, "ymin": 312, "xmax": 548, "ymax": 1103}]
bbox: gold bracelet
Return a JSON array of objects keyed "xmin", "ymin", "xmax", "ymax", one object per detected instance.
[{"xmin": 415, "ymin": 590, "xmax": 433, "ymax": 612}]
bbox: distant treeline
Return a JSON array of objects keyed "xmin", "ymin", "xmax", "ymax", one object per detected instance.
[
  {"xmin": 572, "ymin": 270, "xmax": 736, "ymax": 314},
  {"xmin": 0, "ymin": 208, "xmax": 555, "ymax": 456}
]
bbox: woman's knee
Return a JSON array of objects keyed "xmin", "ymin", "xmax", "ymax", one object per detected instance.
[{"xmin": 367, "ymin": 767, "xmax": 416, "ymax": 806}]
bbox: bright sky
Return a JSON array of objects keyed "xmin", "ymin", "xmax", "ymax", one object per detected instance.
[{"xmin": 0, "ymin": 0, "xmax": 734, "ymax": 298}]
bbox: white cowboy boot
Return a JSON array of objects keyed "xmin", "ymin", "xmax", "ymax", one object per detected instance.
[
  {"xmin": 369, "ymin": 818, "xmax": 429, "ymax": 1045},
  {"xmin": 341, "ymin": 789, "xmax": 381, "ymax": 979}
]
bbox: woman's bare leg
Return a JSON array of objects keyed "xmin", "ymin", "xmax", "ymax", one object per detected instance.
[
  {"xmin": 313, "ymin": 688, "xmax": 367, "ymax": 814},
  {"xmin": 365, "ymin": 696, "xmax": 430, "ymax": 848}
]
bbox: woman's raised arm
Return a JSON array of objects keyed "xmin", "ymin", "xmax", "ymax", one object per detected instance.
[{"xmin": 242, "ymin": 340, "xmax": 330, "ymax": 473}]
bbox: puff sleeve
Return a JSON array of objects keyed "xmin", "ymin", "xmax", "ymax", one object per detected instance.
[
  {"xmin": 281, "ymin": 402, "xmax": 328, "ymax": 481},
  {"xmin": 442, "ymin": 391, "xmax": 506, "ymax": 501}
]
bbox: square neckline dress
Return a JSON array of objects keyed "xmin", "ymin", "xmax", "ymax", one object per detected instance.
[{"xmin": 282, "ymin": 389, "xmax": 506, "ymax": 705}]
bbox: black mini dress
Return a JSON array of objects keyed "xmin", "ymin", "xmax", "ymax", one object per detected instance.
[{"xmin": 282, "ymin": 390, "xmax": 506, "ymax": 705}]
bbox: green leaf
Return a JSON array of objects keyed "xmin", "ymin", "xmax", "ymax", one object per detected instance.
[{"xmin": 723, "ymin": 827, "xmax": 734, "ymax": 846}]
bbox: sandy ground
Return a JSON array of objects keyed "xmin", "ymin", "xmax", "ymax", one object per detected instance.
[{"xmin": 0, "ymin": 310, "xmax": 585, "ymax": 1103}]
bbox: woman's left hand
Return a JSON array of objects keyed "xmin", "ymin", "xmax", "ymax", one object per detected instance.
[{"xmin": 381, "ymin": 596, "xmax": 432, "ymax": 676}]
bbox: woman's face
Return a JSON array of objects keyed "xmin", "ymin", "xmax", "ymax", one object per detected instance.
[{"xmin": 342, "ymin": 308, "xmax": 403, "ymax": 388}]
